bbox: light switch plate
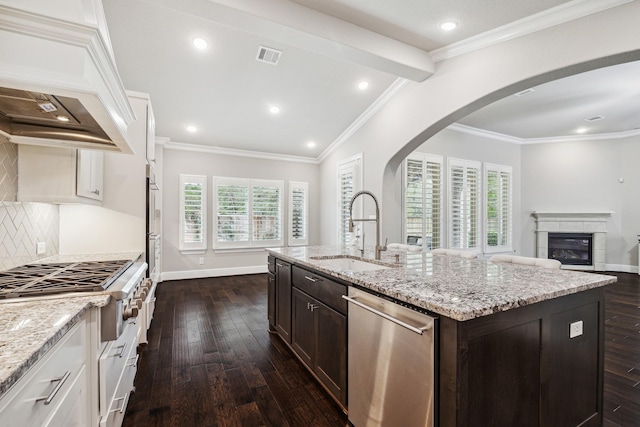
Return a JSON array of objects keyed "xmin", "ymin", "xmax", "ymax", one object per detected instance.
[
  {"xmin": 569, "ymin": 320, "xmax": 583, "ymax": 338},
  {"xmin": 36, "ymin": 242, "xmax": 46, "ymax": 255}
]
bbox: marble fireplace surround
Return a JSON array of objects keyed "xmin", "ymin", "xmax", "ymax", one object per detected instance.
[{"xmin": 532, "ymin": 212, "xmax": 613, "ymax": 271}]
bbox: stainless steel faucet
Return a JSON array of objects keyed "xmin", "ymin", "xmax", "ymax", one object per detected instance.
[{"xmin": 348, "ymin": 190, "xmax": 387, "ymax": 260}]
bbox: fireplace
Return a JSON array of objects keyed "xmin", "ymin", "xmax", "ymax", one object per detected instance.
[
  {"xmin": 548, "ymin": 233, "xmax": 592, "ymax": 265},
  {"xmin": 532, "ymin": 211, "xmax": 612, "ymax": 271}
]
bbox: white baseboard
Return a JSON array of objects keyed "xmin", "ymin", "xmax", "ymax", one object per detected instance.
[
  {"xmin": 604, "ymin": 263, "xmax": 638, "ymax": 274},
  {"xmin": 160, "ymin": 265, "xmax": 268, "ymax": 282}
]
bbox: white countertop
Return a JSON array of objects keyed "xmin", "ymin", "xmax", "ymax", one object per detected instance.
[{"xmin": 267, "ymin": 246, "xmax": 616, "ymax": 321}]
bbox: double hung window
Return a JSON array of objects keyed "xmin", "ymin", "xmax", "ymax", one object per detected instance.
[
  {"xmin": 484, "ymin": 163, "xmax": 512, "ymax": 252},
  {"xmin": 448, "ymin": 158, "xmax": 481, "ymax": 250},
  {"xmin": 179, "ymin": 174, "xmax": 207, "ymax": 252}
]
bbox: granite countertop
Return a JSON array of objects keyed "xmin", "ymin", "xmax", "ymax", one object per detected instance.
[
  {"xmin": 267, "ymin": 246, "xmax": 617, "ymax": 322},
  {"xmin": 0, "ymin": 294, "xmax": 110, "ymax": 397},
  {"xmin": 0, "ymin": 251, "xmax": 143, "ymax": 398}
]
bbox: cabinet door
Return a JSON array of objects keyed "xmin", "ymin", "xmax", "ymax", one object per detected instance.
[
  {"xmin": 291, "ymin": 287, "xmax": 315, "ymax": 367},
  {"xmin": 267, "ymin": 272, "xmax": 276, "ymax": 329},
  {"xmin": 315, "ymin": 301, "xmax": 347, "ymax": 406},
  {"xmin": 76, "ymin": 150, "xmax": 104, "ymax": 200},
  {"xmin": 275, "ymin": 260, "xmax": 292, "ymax": 343}
]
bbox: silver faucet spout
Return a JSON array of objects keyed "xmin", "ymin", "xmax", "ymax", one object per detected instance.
[{"xmin": 348, "ymin": 190, "xmax": 387, "ymax": 260}]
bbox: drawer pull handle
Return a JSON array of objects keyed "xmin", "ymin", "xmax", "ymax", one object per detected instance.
[
  {"xmin": 304, "ymin": 275, "xmax": 319, "ymax": 283},
  {"xmin": 36, "ymin": 370, "xmax": 71, "ymax": 405},
  {"xmin": 276, "ymin": 263, "xmax": 284, "ymax": 267},
  {"xmin": 127, "ymin": 354, "xmax": 140, "ymax": 368},
  {"xmin": 113, "ymin": 341, "xmax": 128, "ymax": 358},
  {"xmin": 307, "ymin": 303, "xmax": 319, "ymax": 312},
  {"xmin": 110, "ymin": 392, "xmax": 131, "ymax": 414}
]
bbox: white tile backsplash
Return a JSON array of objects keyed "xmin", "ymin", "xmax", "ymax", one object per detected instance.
[{"xmin": 0, "ymin": 137, "xmax": 59, "ymax": 271}]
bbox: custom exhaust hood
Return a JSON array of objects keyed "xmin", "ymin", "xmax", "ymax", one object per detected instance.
[{"xmin": 0, "ymin": 0, "xmax": 136, "ymax": 153}]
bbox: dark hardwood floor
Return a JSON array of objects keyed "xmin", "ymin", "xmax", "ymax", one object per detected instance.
[
  {"xmin": 123, "ymin": 274, "xmax": 347, "ymax": 427},
  {"xmin": 124, "ymin": 272, "xmax": 639, "ymax": 427}
]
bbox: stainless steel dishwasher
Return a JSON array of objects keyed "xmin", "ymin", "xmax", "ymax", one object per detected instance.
[{"xmin": 343, "ymin": 287, "xmax": 436, "ymax": 427}]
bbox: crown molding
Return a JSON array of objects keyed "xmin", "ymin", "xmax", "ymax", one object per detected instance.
[
  {"xmin": 317, "ymin": 78, "xmax": 408, "ymax": 163},
  {"xmin": 448, "ymin": 123, "xmax": 640, "ymax": 144},
  {"xmin": 158, "ymin": 138, "xmax": 319, "ymax": 164},
  {"xmin": 430, "ymin": 0, "xmax": 633, "ymax": 62}
]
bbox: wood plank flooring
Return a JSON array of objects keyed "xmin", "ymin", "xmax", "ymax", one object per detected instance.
[
  {"xmin": 122, "ymin": 274, "xmax": 347, "ymax": 427},
  {"xmin": 124, "ymin": 272, "xmax": 639, "ymax": 426}
]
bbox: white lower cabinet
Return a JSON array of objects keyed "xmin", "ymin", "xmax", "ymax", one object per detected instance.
[
  {"xmin": 99, "ymin": 318, "xmax": 138, "ymax": 427},
  {"xmin": 0, "ymin": 317, "xmax": 90, "ymax": 427}
]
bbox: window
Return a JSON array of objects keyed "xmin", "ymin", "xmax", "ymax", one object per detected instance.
[
  {"xmin": 214, "ymin": 177, "xmax": 284, "ymax": 248},
  {"xmin": 484, "ymin": 163, "xmax": 512, "ymax": 253},
  {"xmin": 289, "ymin": 182, "xmax": 309, "ymax": 246},
  {"xmin": 337, "ymin": 154, "xmax": 362, "ymax": 246},
  {"xmin": 448, "ymin": 158, "xmax": 481, "ymax": 250},
  {"xmin": 403, "ymin": 153, "xmax": 443, "ymax": 250},
  {"xmin": 179, "ymin": 174, "xmax": 207, "ymax": 252}
]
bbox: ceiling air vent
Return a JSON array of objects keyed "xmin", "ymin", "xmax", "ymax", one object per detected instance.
[
  {"xmin": 585, "ymin": 115, "xmax": 604, "ymax": 122},
  {"xmin": 256, "ymin": 46, "xmax": 281, "ymax": 65}
]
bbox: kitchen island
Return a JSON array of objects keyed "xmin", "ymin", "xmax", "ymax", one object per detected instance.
[{"xmin": 267, "ymin": 246, "xmax": 616, "ymax": 427}]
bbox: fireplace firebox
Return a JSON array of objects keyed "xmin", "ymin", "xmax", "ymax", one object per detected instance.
[{"xmin": 548, "ymin": 233, "xmax": 593, "ymax": 265}]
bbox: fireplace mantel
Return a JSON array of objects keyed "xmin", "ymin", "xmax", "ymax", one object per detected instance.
[{"xmin": 532, "ymin": 211, "xmax": 613, "ymax": 271}]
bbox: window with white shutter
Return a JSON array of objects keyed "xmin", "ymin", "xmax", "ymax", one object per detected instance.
[
  {"xmin": 448, "ymin": 158, "xmax": 481, "ymax": 250},
  {"xmin": 484, "ymin": 163, "xmax": 512, "ymax": 253},
  {"xmin": 179, "ymin": 174, "xmax": 207, "ymax": 252},
  {"xmin": 403, "ymin": 153, "xmax": 442, "ymax": 250},
  {"xmin": 337, "ymin": 154, "xmax": 362, "ymax": 246},
  {"xmin": 289, "ymin": 182, "xmax": 309, "ymax": 246},
  {"xmin": 214, "ymin": 177, "xmax": 283, "ymax": 248}
]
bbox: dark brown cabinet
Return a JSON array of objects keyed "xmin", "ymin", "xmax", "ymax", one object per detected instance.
[
  {"xmin": 267, "ymin": 272, "xmax": 276, "ymax": 329},
  {"xmin": 291, "ymin": 267, "xmax": 347, "ymax": 407},
  {"xmin": 274, "ymin": 259, "xmax": 292, "ymax": 343}
]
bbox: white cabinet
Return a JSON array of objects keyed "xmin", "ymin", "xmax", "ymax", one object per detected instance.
[
  {"xmin": 0, "ymin": 316, "xmax": 91, "ymax": 427},
  {"xmin": 18, "ymin": 145, "xmax": 104, "ymax": 204}
]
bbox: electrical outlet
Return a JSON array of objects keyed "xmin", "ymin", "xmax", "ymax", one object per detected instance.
[
  {"xmin": 199, "ymin": 257, "xmax": 205, "ymax": 265},
  {"xmin": 569, "ymin": 320, "xmax": 583, "ymax": 339},
  {"xmin": 36, "ymin": 242, "xmax": 46, "ymax": 255}
]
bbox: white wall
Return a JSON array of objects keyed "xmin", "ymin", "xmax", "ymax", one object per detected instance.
[
  {"xmin": 318, "ymin": 2, "xmax": 640, "ymax": 254},
  {"xmin": 521, "ymin": 136, "xmax": 640, "ymax": 270},
  {"xmin": 161, "ymin": 146, "xmax": 319, "ymax": 279}
]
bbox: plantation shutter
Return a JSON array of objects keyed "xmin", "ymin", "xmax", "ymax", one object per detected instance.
[
  {"xmin": 337, "ymin": 154, "xmax": 362, "ymax": 246},
  {"xmin": 215, "ymin": 179, "xmax": 249, "ymax": 246},
  {"xmin": 289, "ymin": 182, "xmax": 309, "ymax": 246},
  {"xmin": 484, "ymin": 164, "xmax": 512, "ymax": 252},
  {"xmin": 252, "ymin": 181, "xmax": 282, "ymax": 244},
  {"xmin": 448, "ymin": 158, "xmax": 481, "ymax": 249},
  {"xmin": 179, "ymin": 174, "xmax": 207, "ymax": 252},
  {"xmin": 403, "ymin": 154, "xmax": 442, "ymax": 250}
]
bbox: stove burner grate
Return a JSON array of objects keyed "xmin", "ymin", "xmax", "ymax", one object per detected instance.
[{"xmin": 0, "ymin": 260, "xmax": 133, "ymax": 298}]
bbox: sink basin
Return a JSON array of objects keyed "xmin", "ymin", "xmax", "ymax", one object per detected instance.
[{"xmin": 310, "ymin": 256, "xmax": 392, "ymax": 273}]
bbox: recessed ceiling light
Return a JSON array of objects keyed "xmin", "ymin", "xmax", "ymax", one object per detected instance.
[
  {"xmin": 56, "ymin": 115, "xmax": 70, "ymax": 122},
  {"xmin": 307, "ymin": 141, "xmax": 316, "ymax": 148},
  {"xmin": 439, "ymin": 20, "xmax": 459, "ymax": 31},
  {"xmin": 192, "ymin": 37, "xmax": 209, "ymax": 50},
  {"xmin": 575, "ymin": 127, "xmax": 588, "ymax": 134},
  {"xmin": 358, "ymin": 81, "xmax": 370, "ymax": 90},
  {"xmin": 269, "ymin": 105, "xmax": 281, "ymax": 114},
  {"xmin": 186, "ymin": 125, "xmax": 197, "ymax": 133}
]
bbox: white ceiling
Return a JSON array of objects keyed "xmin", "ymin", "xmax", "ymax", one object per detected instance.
[{"xmin": 102, "ymin": 0, "xmax": 638, "ymax": 159}]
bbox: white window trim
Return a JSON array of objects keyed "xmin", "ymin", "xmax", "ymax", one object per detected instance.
[
  {"xmin": 447, "ymin": 157, "xmax": 481, "ymax": 251},
  {"xmin": 213, "ymin": 177, "xmax": 284, "ymax": 249},
  {"xmin": 179, "ymin": 174, "xmax": 207, "ymax": 253},
  {"xmin": 402, "ymin": 153, "xmax": 443, "ymax": 250},
  {"xmin": 288, "ymin": 181, "xmax": 309, "ymax": 246},
  {"xmin": 337, "ymin": 153, "xmax": 363, "ymax": 246},
  {"xmin": 483, "ymin": 163, "xmax": 513, "ymax": 254}
]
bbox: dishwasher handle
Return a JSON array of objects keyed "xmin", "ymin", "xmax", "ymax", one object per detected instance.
[{"xmin": 342, "ymin": 295, "xmax": 432, "ymax": 335}]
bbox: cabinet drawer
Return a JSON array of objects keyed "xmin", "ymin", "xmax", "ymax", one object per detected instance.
[
  {"xmin": 292, "ymin": 266, "xmax": 347, "ymax": 314},
  {"xmin": 100, "ymin": 332, "xmax": 138, "ymax": 427},
  {"xmin": 99, "ymin": 318, "xmax": 138, "ymax": 415},
  {"xmin": 0, "ymin": 319, "xmax": 87, "ymax": 426}
]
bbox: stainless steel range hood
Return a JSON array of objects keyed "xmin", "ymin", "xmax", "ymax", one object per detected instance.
[{"xmin": 0, "ymin": 0, "xmax": 136, "ymax": 153}]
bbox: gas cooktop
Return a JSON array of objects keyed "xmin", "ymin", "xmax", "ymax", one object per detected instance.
[{"xmin": 0, "ymin": 260, "xmax": 133, "ymax": 299}]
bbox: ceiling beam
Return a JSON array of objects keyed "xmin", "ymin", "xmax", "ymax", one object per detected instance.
[{"xmin": 148, "ymin": 0, "xmax": 434, "ymax": 81}]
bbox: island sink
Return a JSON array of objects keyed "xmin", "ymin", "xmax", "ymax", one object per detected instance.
[{"xmin": 309, "ymin": 255, "xmax": 393, "ymax": 272}]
